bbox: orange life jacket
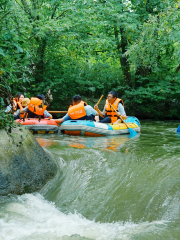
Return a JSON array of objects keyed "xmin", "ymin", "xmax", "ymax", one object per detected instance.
[
  {"xmin": 68, "ymin": 101, "xmax": 87, "ymax": 119},
  {"xmin": 105, "ymin": 98, "xmax": 124, "ymax": 123},
  {"xmin": 16, "ymin": 102, "xmax": 26, "ymax": 118},
  {"xmin": 69, "ymin": 101, "xmax": 88, "ymax": 108},
  {"xmin": 28, "ymin": 97, "xmax": 47, "ymax": 116},
  {"xmin": 13, "ymin": 99, "xmax": 17, "ymax": 113}
]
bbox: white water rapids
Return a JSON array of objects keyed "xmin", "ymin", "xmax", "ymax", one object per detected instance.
[{"xmin": 0, "ymin": 120, "xmax": 180, "ymax": 240}]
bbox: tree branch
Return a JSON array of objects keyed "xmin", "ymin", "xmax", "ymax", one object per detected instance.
[
  {"xmin": 15, "ymin": 0, "xmax": 33, "ymax": 19},
  {"xmin": 51, "ymin": 4, "xmax": 59, "ymax": 19},
  {"xmin": 0, "ymin": 11, "xmax": 11, "ymax": 21},
  {"xmin": 176, "ymin": 64, "xmax": 180, "ymax": 73},
  {"xmin": 56, "ymin": 10, "xmax": 67, "ymax": 20}
]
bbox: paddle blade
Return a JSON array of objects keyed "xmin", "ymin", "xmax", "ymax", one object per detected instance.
[
  {"xmin": 128, "ymin": 127, "xmax": 138, "ymax": 137},
  {"xmin": 177, "ymin": 125, "xmax": 180, "ymax": 132}
]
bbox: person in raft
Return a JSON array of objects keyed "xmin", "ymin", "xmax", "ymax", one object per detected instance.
[
  {"xmin": 14, "ymin": 94, "xmax": 52, "ymax": 119},
  {"xmin": 5, "ymin": 93, "xmax": 24, "ymax": 115},
  {"xmin": 17, "ymin": 98, "xmax": 30, "ymax": 119},
  {"xmin": 94, "ymin": 90, "xmax": 127, "ymax": 124},
  {"xmin": 54, "ymin": 95, "xmax": 98, "ymax": 124}
]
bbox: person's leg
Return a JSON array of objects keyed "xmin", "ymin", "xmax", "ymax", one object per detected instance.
[
  {"xmin": 86, "ymin": 114, "xmax": 95, "ymax": 121},
  {"xmin": 76, "ymin": 115, "xmax": 95, "ymax": 121},
  {"xmin": 99, "ymin": 116, "xmax": 104, "ymax": 121},
  {"xmin": 76, "ymin": 116, "xmax": 87, "ymax": 120},
  {"xmin": 99, "ymin": 117, "xmax": 111, "ymax": 123},
  {"xmin": 94, "ymin": 115, "xmax": 99, "ymax": 122},
  {"xmin": 14, "ymin": 115, "xmax": 20, "ymax": 120}
]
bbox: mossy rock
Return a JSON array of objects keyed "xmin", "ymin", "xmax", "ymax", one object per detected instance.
[{"xmin": 0, "ymin": 127, "xmax": 57, "ymax": 195}]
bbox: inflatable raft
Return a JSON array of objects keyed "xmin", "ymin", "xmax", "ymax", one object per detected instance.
[
  {"xmin": 177, "ymin": 125, "xmax": 180, "ymax": 132},
  {"xmin": 16, "ymin": 118, "xmax": 59, "ymax": 134},
  {"xmin": 60, "ymin": 116, "xmax": 140, "ymax": 136}
]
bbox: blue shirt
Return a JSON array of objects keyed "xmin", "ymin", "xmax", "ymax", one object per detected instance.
[{"xmin": 5, "ymin": 105, "xmax": 12, "ymax": 113}]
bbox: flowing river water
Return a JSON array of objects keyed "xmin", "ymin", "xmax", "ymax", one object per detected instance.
[{"xmin": 1, "ymin": 120, "xmax": 180, "ymax": 240}]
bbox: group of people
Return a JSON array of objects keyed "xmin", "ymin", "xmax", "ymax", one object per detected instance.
[
  {"xmin": 54, "ymin": 90, "xmax": 127, "ymax": 124},
  {"xmin": 5, "ymin": 93, "xmax": 52, "ymax": 120},
  {"xmin": 5, "ymin": 90, "xmax": 127, "ymax": 124}
]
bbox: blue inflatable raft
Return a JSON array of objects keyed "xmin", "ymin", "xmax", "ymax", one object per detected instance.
[{"xmin": 60, "ymin": 116, "xmax": 141, "ymax": 136}]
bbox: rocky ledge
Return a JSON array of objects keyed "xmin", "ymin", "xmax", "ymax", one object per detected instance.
[{"xmin": 0, "ymin": 127, "xmax": 57, "ymax": 195}]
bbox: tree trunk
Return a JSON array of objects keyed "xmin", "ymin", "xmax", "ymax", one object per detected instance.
[
  {"xmin": 114, "ymin": 27, "xmax": 132, "ymax": 87},
  {"xmin": 119, "ymin": 27, "xmax": 132, "ymax": 87},
  {"xmin": 34, "ymin": 38, "xmax": 47, "ymax": 83}
]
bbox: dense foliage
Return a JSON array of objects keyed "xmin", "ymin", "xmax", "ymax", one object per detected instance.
[
  {"xmin": 0, "ymin": 110, "xmax": 16, "ymax": 130},
  {"xmin": 1, "ymin": 0, "xmax": 180, "ymax": 119}
]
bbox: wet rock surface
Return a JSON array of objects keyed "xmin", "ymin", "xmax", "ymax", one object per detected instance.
[{"xmin": 0, "ymin": 127, "xmax": 57, "ymax": 195}]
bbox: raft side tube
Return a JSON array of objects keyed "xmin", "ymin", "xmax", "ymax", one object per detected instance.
[
  {"xmin": 15, "ymin": 118, "xmax": 60, "ymax": 134},
  {"xmin": 60, "ymin": 117, "xmax": 141, "ymax": 136}
]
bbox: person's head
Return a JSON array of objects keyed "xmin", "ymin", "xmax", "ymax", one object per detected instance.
[
  {"xmin": 107, "ymin": 90, "xmax": 118, "ymax": 104},
  {"xmin": 36, "ymin": 94, "xmax": 45, "ymax": 100},
  {"xmin": 22, "ymin": 98, "xmax": 30, "ymax": 107},
  {"xmin": 72, "ymin": 95, "xmax": 82, "ymax": 105},
  {"xmin": 14, "ymin": 93, "xmax": 24, "ymax": 103}
]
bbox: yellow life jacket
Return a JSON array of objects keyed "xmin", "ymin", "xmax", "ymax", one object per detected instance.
[
  {"xmin": 68, "ymin": 101, "xmax": 87, "ymax": 119},
  {"xmin": 28, "ymin": 97, "xmax": 47, "ymax": 116},
  {"xmin": 105, "ymin": 98, "xmax": 124, "ymax": 123}
]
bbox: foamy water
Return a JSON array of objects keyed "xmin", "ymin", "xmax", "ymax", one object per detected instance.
[{"xmin": 0, "ymin": 193, "xmax": 168, "ymax": 240}]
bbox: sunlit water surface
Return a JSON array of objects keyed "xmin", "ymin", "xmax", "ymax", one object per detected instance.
[{"xmin": 1, "ymin": 120, "xmax": 180, "ymax": 240}]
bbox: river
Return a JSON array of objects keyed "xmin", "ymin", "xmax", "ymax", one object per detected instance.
[{"xmin": 0, "ymin": 120, "xmax": 180, "ymax": 240}]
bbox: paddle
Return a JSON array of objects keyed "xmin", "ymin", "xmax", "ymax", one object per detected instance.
[
  {"xmin": 51, "ymin": 96, "xmax": 104, "ymax": 115},
  {"xmin": 177, "ymin": 125, "xmax": 180, "ymax": 132},
  {"xmin": 110, "ymin": 103, "xmax": 137, "ymax": 137},
  {"xmin": 95, "ymin": 95, "xmax": 104, "ymax": 118},
  {"xmin": 48, "ymin": 111, "xmax": 68, "ymax": 113},
  {"xmin": 96, "ymin": 95, "xmax": 104, "ymax": 106}
]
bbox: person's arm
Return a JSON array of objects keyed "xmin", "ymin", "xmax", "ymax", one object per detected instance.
[
  {"xmin": 5, "ymin": 105, "xmax": 12, "ymax": 113},
  {"xmin": 52, "ymin": 113, "xmax": 71, "ymax": 123},
  {"xmin": 20, "ymin": 106, "xmax": 27, "ymax": 113},
  {"xmin": 117, "ymin": 103, "xmax": 127, "ymax": 119},
  {"xmin": 13, "ymin": 106, "xmax": 28, "ymax": 118},
  {"xmin": 94, "ymin": 105, "xmax": 104, "ymax": 117},
  {"xmin": 84, "ymin": 105, "xmax": 98, "ymax": 116},
  {"xmin": 113, "ymin": 103, "xmax": 127, "ymax": 124},
  {"xmin": 13, "ymin": 106, "xmax": 27, "ymax": 117},
  {"xmin": 43, "ymin": 110, "xmax": 52, "ymax": 119}
]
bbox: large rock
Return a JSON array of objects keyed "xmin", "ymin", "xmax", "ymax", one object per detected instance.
[{"xmin": 0, "ymin": 127, "xmax": 57, "ymax": 195}]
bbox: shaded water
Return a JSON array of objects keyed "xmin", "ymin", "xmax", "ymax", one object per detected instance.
[{"xmin": 1, "ymin": 120, "xmax": 180, "ymax": 240}]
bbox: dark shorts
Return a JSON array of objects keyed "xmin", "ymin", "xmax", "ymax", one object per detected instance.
[
  {"xmin": 76, "ymin": 115, "xmax": 95, "ymax": 121},
  {"xmin": 99, "ymin": 116, "xmax": 111, "ymax": 123}
]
